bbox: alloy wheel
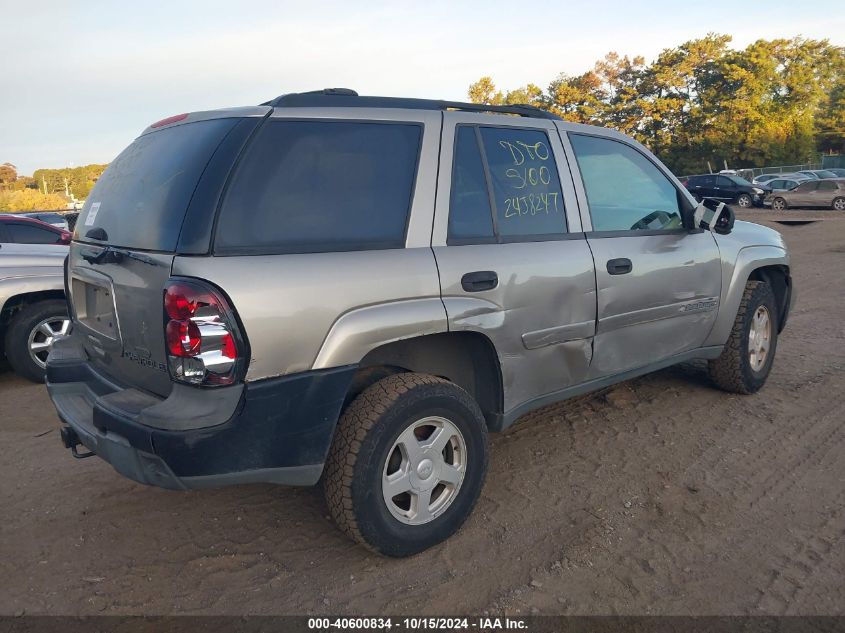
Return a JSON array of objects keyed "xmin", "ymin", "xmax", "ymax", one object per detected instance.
[
  {"xmin": 382, "ymin": 416, "xmax": 467, "ymax": 525},
  {"xmin": 28, "ymin": 317, "xmax": 71, "ymax": 369}
]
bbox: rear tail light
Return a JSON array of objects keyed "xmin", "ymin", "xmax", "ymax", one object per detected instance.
[{"xmin": 163, "ymin": 278, "xmax": 248, "ymax": 386}]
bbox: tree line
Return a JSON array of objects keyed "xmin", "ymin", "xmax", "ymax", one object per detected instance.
[
  {"xmin": 468, "ymin": 34, "xmax": 844, "ymax": 175},
  {"xmin": 0, "ymin": 162, "xmax": 107, "ymax": 212}
]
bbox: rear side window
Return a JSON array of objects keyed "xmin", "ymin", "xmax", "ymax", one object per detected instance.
[
  {"xmin": 7, "ymin": 222, "xmax": 62, "ymax": 244},
  {"xmin": 447, "ymin": 125, "xmax": 567, "ymax": 243},
  {"xmin": 215, "ymin": 120, "xmax": 422, "ymax": 254},
  {"xmin": 569, "ymin": 134, "xmax": 683, "ymax": 233},
  {"xmin": 76, "ymin": 118, "xmax": 237, "ymax": 251}
]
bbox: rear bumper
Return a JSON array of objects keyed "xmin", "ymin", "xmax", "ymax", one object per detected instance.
[{"xmin": 46, "ymin": 336, "xmax": 356, "ymax": 490}]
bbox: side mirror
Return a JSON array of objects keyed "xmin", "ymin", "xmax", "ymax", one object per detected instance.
[
  {"xmin": 59, "ymin": 231, "xmax": 72, "ymax": 245},
  {"xmin": 694, "ymin": 199, "xmax": 735, "ymax": 235}
]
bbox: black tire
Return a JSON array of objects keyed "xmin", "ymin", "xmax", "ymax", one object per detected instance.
[
  {"xmin": 4, "ymin": 299, "xmax": 68, "ymax": 383},
  {"xmin": 772, "ymin": 197, "xmax": 787, "ymax": 211},
  {"xmin": 322, "ymin": 372, "xmax": 489, "ymax": 557},
  {"xmin": 736, "ymin": 193, "xmax": 753, "ymax": 208},
  {"xmin": 832, "ymin": 196, "xmax": 845, "ymax": 211},
  {"xmin": 708, "ymin": 281, "xmax": 778, "ymax": 394}
]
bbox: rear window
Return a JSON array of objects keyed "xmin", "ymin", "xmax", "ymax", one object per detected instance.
[
  {"xmin": 215, "ymin": 120, "xmax": 422, "ymax": 255},
  {"xmin": 75, "ymin": 118, "xmax": 237, "ymax": 251}
]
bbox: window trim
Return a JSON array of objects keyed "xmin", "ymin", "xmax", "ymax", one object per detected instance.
[
  {"xmin": 211, "ymin": 117, "xmax": 425, "ymax": 257},
  {"xmin": 446, "ymin": 123, "xmax": 570, "ymax": 246},
  {"xmin": 567, "ymin": 131, "xmax": 696, "ymax": 237}
]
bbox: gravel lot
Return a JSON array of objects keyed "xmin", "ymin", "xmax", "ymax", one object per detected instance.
[{"xmin": 2, "ymin": 209, "xmax": 843, "ymax": 616}]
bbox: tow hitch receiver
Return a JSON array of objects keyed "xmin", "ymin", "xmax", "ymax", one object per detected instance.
[{"xmin": 60, "ymin": 426, "xmax": 96, "ymax": 459}]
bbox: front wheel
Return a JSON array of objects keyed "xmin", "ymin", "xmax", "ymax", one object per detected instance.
[
  {"xmin": 772, "ymin": 197, "xmax": 787, "ymax": 211},
  {"xmin": 736, "ymin": 193, "xmax": 753, "ymax": 208},
  {"xmin": 322, "ymin": 373, "xmax": 489, "ymax": 557},
  {"xmin": 4, "ymin": 300, "xmax": 70, "ymax": 383},
  {"xmin": 832, "ymin": 196, "xmax": 845, "ymax": 211},
  {"xmin": 708, "ymin": 281, "xmax": 778, "ymax": 394}
]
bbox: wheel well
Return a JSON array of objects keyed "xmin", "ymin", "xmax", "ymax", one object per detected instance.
[
  {"xmin": 749, "ymin": 265, "xmax": 790, "ymax": 332},
  {"xmin": 347, "ymin": 332, "xmax": 503, "ymax": 427},
  {"xmin": 0, "ymin": 290, "xmax": 66, "ymax": 354},
  {"xmin": 1, "ymin": 290, "xmax": 66, "ymax": 326}
]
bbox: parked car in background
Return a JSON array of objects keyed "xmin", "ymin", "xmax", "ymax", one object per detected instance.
[
  {"xmin": 769, "ymin": 179, "xmax": 845, "ymax": 211},
  {"xmin": 0, "ymin": 215, "xmax": 71, "ymax": 245},
  {"xmin": 763, "ymin": 177, "xmax": 807, "ymax": 198},
  {"xmin": 684, "ymin": 173, "xmax": 770, "ymax": 207},
  {"xmin": 752, "ymin": 174, "xmax": 780, "ymax": 184},
  {"xmin": 797, "ymin": 169, "xmax": 838, "ymax": 180},
  {"xmin": 1, "ymin": 216, "xmax": 70, "ymax": 381},
  {"xmin": 21, "ymin": 212, "xmax": 70, "ymax": 231},
  {"xmin": 825, "ymin": 168, "xmax": 845, "ymax": 178}
]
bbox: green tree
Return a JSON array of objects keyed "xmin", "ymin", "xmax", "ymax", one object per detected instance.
[
  {"xmin": 467, "ymin": 34, "xmax": 844, "ymax": 175},
  {"xmin": 0, "ymin": 163, "xmax": 17, "ymax": 189}
]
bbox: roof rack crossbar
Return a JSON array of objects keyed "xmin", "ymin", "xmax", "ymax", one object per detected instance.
[{"xmin": 261, "ymin": 89, "xmax": 561, "ymax": 120}]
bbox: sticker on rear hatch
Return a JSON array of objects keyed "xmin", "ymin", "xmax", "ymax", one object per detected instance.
[{"xmin": 84, "ymin": 202, "xmax": 101, "ymax": 226}]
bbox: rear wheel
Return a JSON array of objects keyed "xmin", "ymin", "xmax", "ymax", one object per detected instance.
[
  {"xmin": 322, "ymin": 373, "xmax": 489, "ymax": 557},
  {"xmin": 771, "ymin": 197, "xmax": 787, "ymax": 211},
  {"xmin": 832, "ymin": 196, "xmax": 845, "ymax": 211},
  {"xmin": 736, "ymin": 193, "xmax": 753, "ymax": 208},
  {"xmin": 4, "ymin": 299, "xmax": 70, "ymax": 383},
  {"xmin": 708, "ymin": 281, "xmax": 778, "ymax": 394}
]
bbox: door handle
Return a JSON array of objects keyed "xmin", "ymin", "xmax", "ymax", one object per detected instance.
[
  {"xmin": 461, "ymin": 271, "xmax": 498, "ymax": 292},
  {"xmin": 606, "ymin": 258, "xmax": 633, "ymax": 275}
]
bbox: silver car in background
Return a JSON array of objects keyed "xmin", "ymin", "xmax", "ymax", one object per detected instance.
[
  {"xmin": 769, "ymin": 179, "xmax": 845, "ymax": 211},
  {"xmin": 1, "ymin": 216, "xmax": 69, "ymax": 381}
]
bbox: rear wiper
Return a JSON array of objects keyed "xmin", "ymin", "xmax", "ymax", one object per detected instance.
[{"xmin": 80, "ymin": 246, "xmax": 158, "ymax": 267}]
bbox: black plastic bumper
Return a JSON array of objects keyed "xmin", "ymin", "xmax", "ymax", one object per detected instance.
[{"xmin": 46, "ymin": 337, "xmax": 356, "ymax": 490}]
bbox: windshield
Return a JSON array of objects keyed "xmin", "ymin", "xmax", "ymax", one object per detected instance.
[
  {"xmin": 816, "ymin": 170, "xmax": 837, "ymax": 178},
  {"xmin": 74, "ymin": 118, "xmax": 237, "ymax": 251}
]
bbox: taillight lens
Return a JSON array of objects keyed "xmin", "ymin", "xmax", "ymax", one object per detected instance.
[{"xmin": 163, "ymin": 279, "xmax": 247, "ymax": 386}]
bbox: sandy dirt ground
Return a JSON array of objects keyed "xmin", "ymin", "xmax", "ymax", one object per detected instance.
[{"xmin": 1, "ymin": 209, "xmax": 843, "ymax": 616}]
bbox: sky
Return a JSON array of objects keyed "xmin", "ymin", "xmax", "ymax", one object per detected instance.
[{"xmin": 2, "ymin": 0, "xmax": 843, "ymax": 176}]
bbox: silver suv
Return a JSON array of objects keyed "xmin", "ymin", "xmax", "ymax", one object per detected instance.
[{"xmin": 46, "ymin": 90, "xmax": 793, "ymax": 556}]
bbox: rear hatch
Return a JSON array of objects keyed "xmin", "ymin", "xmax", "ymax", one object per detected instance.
[{"xmin": 68, "ymin": 116, "xmax": 242, "ymax": 396}]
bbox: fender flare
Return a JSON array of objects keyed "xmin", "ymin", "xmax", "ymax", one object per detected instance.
[
  {"xmin": 703, "ymin": 245, "xmax": 789, "ymax": 347},
  {"xmin": 311, "ymin": 297, "xmax": 448, "ymax": 370},
  {"xmin": 0, "ymin": 272, "xmax": 65, "ymax": 315}
]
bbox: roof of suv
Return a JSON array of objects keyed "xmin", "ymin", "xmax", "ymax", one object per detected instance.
[
  {"xmin": 261, "ymin": 88, "xmax": 563, "ymax": 120},
  {"xmin": 141, "ymin": 89, "xmax": 564, "ymax": 136}
]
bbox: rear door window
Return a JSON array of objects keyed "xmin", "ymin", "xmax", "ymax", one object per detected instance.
[
  {"xmin": 215, "ymin": 120, "xmax": 422, "ymax": 254},
  {"xmin": 75, "ymin": 118, "xmax": 237, "ymax": 252},
  {"xmin": 818, "ymin": 181, "xmax": 837, "ymax": 192},
  {"xmin": 478, "ymin": 127, "xmax": 567, "ymax": 238}
]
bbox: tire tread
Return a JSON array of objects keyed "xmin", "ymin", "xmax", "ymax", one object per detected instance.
[{"xmin": 322, "ymin": 372, "xmax": 453, "ymax": 552}]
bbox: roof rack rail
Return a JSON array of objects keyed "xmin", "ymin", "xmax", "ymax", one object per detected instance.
[{"xmin": 261, "ymin": 89, "xmax": 561, "ymax": 121}]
